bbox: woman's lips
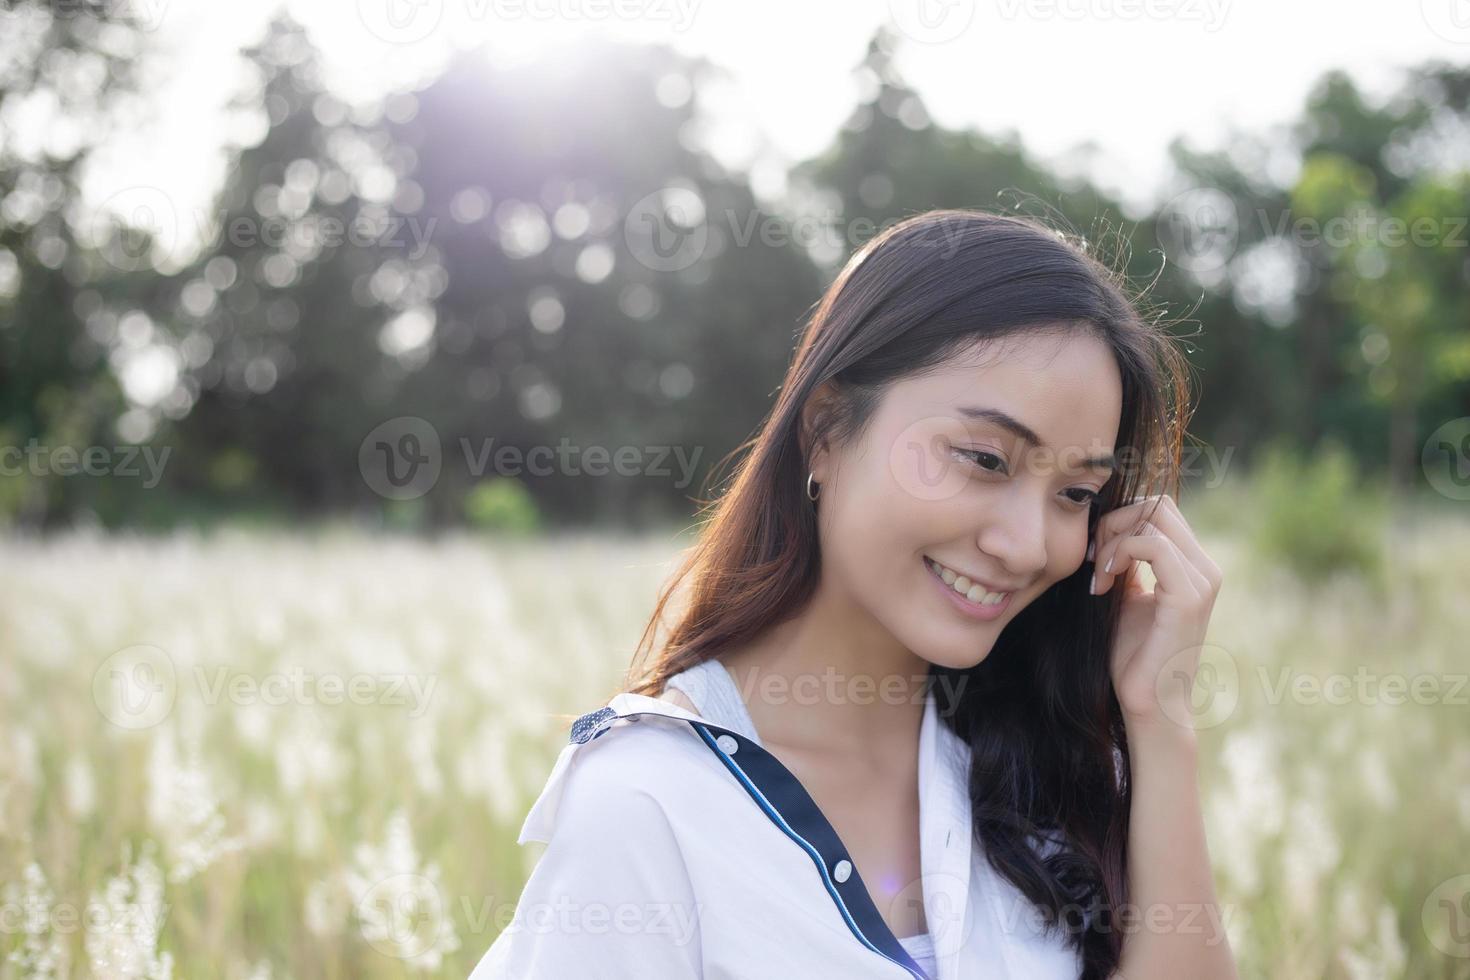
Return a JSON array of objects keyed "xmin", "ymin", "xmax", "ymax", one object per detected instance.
[{"xmin": 923, "ymin": 555, "xmax": 1013, "ymax": 622}]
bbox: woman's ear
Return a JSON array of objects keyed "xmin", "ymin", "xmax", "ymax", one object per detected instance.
[{"xmin": 800, "ymin": 380, "xmax": 840, "ymax": 482}]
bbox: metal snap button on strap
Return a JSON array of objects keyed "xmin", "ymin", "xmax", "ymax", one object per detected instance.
[
  {"xmin": 832, "ymin": 859, "xmax": 853, "ymax": 883},
  {"xmin": 715, "ymin": 734, "xmax": 739, "ymax": 754}
]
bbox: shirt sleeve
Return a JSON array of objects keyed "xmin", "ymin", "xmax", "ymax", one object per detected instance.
[{"xmin": 468, "ymin": 752, "xmax": 704, "ymax": 978}]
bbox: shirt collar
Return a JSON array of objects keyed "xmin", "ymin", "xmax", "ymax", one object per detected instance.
[
  {"xmin": 625, "ymin": 679, "xmax": 977, "ymax": 980},
  {"xmin": 524, "ymin": 685, "xmax": 977, "ymax": 980}
]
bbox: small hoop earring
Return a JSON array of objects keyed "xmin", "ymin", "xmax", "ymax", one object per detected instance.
[{"xmin": 806, "ymin": 471, "xmax": 820, "ymax": 502}]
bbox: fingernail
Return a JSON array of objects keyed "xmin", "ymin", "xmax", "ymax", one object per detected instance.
[
  {"xmin": 1086, "ymin": 541, "xmax": 1095, "ymax": 562},
  {"xmin": 1089, "ymin": 572, "xmax": 1096, "ymax": 594},
  {"xmin": 1104, "ymin": 556, "xmax": 1113, "ymax": 573}
]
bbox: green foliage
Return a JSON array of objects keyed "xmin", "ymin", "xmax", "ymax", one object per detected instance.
[
  {"xmin": 464, "ymin": 478, "xmax": 541, "ymax": 535},
  {"xmin": 3, "ymin": 9, "xmax": 1469, "ymax": 530},
  {"xmin": 1290, "ymin": 152, "xmax": 1377, "ymax": 221},
  {"xmin": 1245, "ymin": 438, "xmax": 1387, "ymax": 588},
  {"xmin": 383, "ymin": 495, "xmax": 430, "ymax": 532}
]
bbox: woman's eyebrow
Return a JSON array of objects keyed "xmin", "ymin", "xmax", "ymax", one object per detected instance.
[{"xmin": 955, "ymin": 405, "xmax": 1117, "ymax": 472}]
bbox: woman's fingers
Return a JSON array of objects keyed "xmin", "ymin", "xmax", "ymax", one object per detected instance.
[
  {"xmin": 1092, "ymin": 520, "xmax": 1201, "ymax": 603},
  {"xmin": 1092, "ymin": 494, "xmax": 1221, "ymax": 593}
]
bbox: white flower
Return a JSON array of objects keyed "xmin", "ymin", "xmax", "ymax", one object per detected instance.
[
  {"xmin": 146, "ymin": 725, "xmax": 245, "ymax": 882},
  {"xmin": 1338, "ymin": 902, "xmax": 1406, "ymax": 980},
  {"xmin": 304, "ymin": 876, "xmax": 348, "ymax": 937},
  {"xmin": 4, "ymin": 863, "xmax": 71, "ymax": 980},
  {"xmin": 84, "ymin": 845, "xmax": 174, "ymax": 980},
  {"xmin": 1206, "ymin": 721, "xmax": 1283, "ymax": 895},
  {"xmin": 343, "ymin": 810, "xmax": 461, "ymax": 972}
]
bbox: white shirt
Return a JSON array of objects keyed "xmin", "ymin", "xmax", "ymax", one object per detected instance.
[{"xmin": 468, "ymin": 659, "xmax": 1083, "ymax": 979}]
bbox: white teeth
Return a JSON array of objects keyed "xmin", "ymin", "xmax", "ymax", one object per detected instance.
[{"xmin": 926, "ymin": 557, "xmax": 1008, "ymax": 606}]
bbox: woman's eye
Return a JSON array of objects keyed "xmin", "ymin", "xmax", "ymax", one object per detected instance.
[
  {"xmin": 1063, "ymin": 488, "xmax": 1100, "ymax": 508},
  {"xmin": 955, "ymin": 448, "xmax": 1006, "ymax": 474}
]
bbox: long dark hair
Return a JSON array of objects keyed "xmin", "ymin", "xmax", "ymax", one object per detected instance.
[{"xmin": 626, "ymin": 208, "xmax": 1192, "ymax": 979}]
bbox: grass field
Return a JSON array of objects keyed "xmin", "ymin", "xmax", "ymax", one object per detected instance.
[{"xmin": 1, "ymin": 511, "xmax": 1467, "ymax": 978}]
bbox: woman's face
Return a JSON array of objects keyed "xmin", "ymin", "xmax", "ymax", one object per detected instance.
[{"xmin": 808, "ymin": 329, "xmax": 1123, "ymax": 670}]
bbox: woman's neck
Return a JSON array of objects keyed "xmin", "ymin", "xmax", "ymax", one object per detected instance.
[{"xmin": 716, "ymin": 575, "xmax": 929, "ymax": 769}]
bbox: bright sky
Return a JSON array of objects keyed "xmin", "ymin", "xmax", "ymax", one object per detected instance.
[{"xmin": 79, "ymin": 0, "xmax": 1470, "ymax": 262}]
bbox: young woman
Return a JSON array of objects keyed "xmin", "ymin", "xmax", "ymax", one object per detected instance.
[{"xmin": 469, "ymin": 210, "xmax": 1237, "ymax": 979}]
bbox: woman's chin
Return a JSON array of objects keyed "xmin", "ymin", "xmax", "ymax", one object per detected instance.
[{"xmin": 918, "ymin": 639, "xmax": 996, "ymax": 673}]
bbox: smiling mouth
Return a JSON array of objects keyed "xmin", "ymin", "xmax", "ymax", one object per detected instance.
[{"xmin": 923, "ymin": 555, "xmax": 1012, "ymax": 606}]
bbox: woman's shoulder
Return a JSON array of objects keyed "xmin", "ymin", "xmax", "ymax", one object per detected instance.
[
  {"xmin": 474, "ymin": 695, "xmax": 710, "ymax": 977},
  {"xmin": 515, "ymin": 691, "xmax": 725, "ymax": 846}
]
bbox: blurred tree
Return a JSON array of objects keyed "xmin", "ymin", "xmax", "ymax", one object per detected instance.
[
  {"xmin": 373, "ymin": 40, "xmax": 824, "ymax": 526},
  {"xmin": 5, "ymin": 13, "xmax": 1468, "ymax": 528},
  {"xmin": 1296, "ymin": 160, "xmax": 1470, "ymax": 493},
  {"xmin": 150, "ymin": 22, "xmax": 824, "ymax": 528},
  {"xmin": 156, "ymin": 15, "xmax": 415, "ymax": 521},
  {"xmin": 0, "ymin": 1, "xmax": 153, "ymax": 526},
  {"xmin": 1143, "ymin": 64, "xmax": 1470, "ymax": 490},
  {"xmin": 792, "ymin": 27, "xmax": 1111, "ymax": 266}
]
